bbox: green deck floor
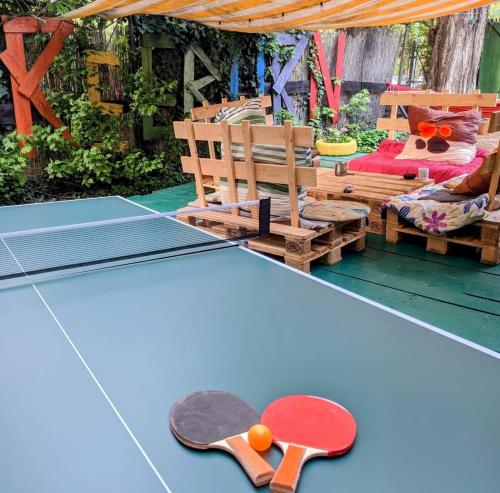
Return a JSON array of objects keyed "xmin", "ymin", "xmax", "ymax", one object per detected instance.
[{"xmin": 130, "ymin": 184, "xmax": 500, "ymax": 352}]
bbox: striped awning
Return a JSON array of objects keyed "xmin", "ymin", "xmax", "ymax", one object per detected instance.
[{"xmin": 63, "ymin": 0, "xmax": 494, "ymax": 33}]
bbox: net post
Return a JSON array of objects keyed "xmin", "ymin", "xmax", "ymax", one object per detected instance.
[{"xmin": 258, "ymin": 198, "xmax": 271, "ymax": 238}]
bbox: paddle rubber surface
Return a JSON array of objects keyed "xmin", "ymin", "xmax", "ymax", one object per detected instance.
[{"xmin": 262, "ymin": 395, "xmax": 356, "ymax": 455}]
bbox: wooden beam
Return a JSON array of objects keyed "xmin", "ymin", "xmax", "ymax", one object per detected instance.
[
  {"xmin": 174, "ymin": 121, "xmax": 314, "ymax": 147},
  {"xmin": 380, "ymin": 91, "xmax": 497, "ymax": 107},
  {"xmin": 18, "ymin": 23, "xmax": 73, "ymax": 98},
  {"xmin": 332, "ymin": 31, "xmax": 345, "ymax": 124},
  {"xmin": 181, "ymin": 157, "xmax": 318, "ymax": 187},
  {"xmin": 376, "ymin": 117, "xmax": 410, "ymax": 132},
  {"xmin": 191, "ymin": 43, "xmax": 221, "ymax": 81},
  {"xmin": 2, "ymin": 33, "xmax": 32, "ymax": 137}
]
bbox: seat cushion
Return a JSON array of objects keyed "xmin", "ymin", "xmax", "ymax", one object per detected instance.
[
  {"xmin": 348, "ymin": 140, "xmax": 487, "ymax": 183},
  {"xmin": 301, "ymin": 200, "xmax": 370, "ymax": 223}
]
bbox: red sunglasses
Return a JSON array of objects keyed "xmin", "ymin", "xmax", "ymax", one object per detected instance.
[{"xmin": 417, "ymin": 121, "xmax": 452, "ymax": 139}]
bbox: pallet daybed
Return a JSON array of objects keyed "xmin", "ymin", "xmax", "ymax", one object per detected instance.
[
  {"xmin": 385, "ymin": 112, "xmax": 500, "ymax": 265},
  {"xmin": 173, "ymin": 119, "xmax": 366, "ymax": 273},
  {"xmin": 346, "ymin": 91, "xmax": 497, "ymax": 183}
]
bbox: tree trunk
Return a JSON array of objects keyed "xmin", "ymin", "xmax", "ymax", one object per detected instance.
[
  {"xmin": 341, "ymin": 27, "xmax": 401, "ymax": 122},
  {"xmin": 428, "ymin": 7, "xmax": 489, "ymax": 92}
]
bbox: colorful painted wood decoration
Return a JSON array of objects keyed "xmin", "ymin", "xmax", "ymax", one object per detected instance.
[
  {"xmin": 141, "ymin": 33, "xmax": 176, "ymax": 140},
  {"xmin": 86, "ymin": 50, "xmax": 123, "ymax": 116},
  {"xmin": 0, "ymin": 16, "xmax": 74, "ymax": 141},
  {"xmin": 271, "ymin": 33, "xmax": 312, "ymax": 118},
  {"xmin": 183, "ymin": 43, "xmax": 221, "ymax": 114},
  {"xmin": 309, "ymin": 31, "xmax": 336, "ymax": 122}
]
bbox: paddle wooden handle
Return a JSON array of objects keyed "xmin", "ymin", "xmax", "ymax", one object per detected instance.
[
  {"xmin": 226, "ymin": 435, "xmax": 275, "ymax": 487},
  {"xmin": 270, "ymin": 444, "xmax": 306, "ymax": 493}
]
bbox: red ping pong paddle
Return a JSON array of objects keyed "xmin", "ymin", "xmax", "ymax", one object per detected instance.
[
  {"xmin": 261, "ymin": 395, "xmax": 356, "ymax": 493},
  {"xmin": 169, "ymin": 391, "xmax": 274, "ymax": 486}
]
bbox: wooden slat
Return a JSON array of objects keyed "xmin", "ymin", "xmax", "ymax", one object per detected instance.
[
  {"xmin": 380, "ymin": 91, "xmax": 497, "ymax": 107},
  {"xmin": 488, "ymin": 112, "xmax": 500, "ymax": 133},
  {"xmin": 181, "ymin": 157, "xmax": 317, "ymax": 187},
  {"xmin": 486, "ymin": 151, "xmax": 500, "ymax": 212},
  {"xmin": 284, "ymin": 120, "xmax": 299, "ymax": 227},
  {"xmin": 377, "ymin": 117, "xmax": 410, "ymax": 133},
  {"xmin": 179, "ymin": 210, "xmax": 315, "ymax": 239},
  {"xmin": 190, "ymin": 95, "xmax": 272, "ymax": 120},
  {"xmin": 173, "ymin": 121, "xmax": 313, "ymax": 147},
  {"xmin": 220, "ymin": 120, "xmax": 239, "ymax": 215},
  {"xmin": 184, "ymin": 119, "xmax": 207, "ymax": 207},
  {"xmin": 242, "ymin": 120, "xmax": 259, "ymax": 218},
  {"xmin": 86, "ymin": 50, "xmax": 120, "ymax": 66},
  {"xmin": 1, "ymin": 17, "xmax": 69, "ymax": 34}
]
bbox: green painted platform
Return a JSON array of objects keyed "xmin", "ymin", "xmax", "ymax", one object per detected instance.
[
  {"xmin": 130, "ymin": 184, "xmax": 500, "ymax": 352},
  {"xmin": 319, "ymin": 152, "xmax": 367, "ymax": 168}
]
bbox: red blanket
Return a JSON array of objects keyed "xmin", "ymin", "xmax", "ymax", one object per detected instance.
[{"xmin": 348, "ymin": 140, "xmax": 488, "ymax": 183}]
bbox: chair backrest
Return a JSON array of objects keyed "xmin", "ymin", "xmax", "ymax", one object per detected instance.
[
  {"xmin": 190, "ymin": 95, "xmax": 273, "ymax": 160},
  {"xmin": 377, "ymin": 91, "xmax": 497, "ymax": 139},
  {"xmin": 173, "ymin": 120, "xmax": 315, "ymax": 227},
  {"xmin": 191, "ymin": 95, "xmax": 273, "ymax": 122}
]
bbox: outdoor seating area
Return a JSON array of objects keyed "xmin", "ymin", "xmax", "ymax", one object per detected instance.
[{"xmin": 1, "ymin": 2, "xmax": 500, "ymax": 493}]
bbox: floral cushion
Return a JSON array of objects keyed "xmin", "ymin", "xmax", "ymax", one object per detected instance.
[{"xmin": 382, "ymin": 176, "xmax": 489, "ymax": 235}]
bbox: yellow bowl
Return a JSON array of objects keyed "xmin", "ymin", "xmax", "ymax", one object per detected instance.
[{"xmin": 316, "ymin": 138, "xmax": 357, "ymax": 156}]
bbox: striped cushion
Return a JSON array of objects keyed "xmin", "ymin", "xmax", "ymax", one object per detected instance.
[
  {"xmin": 214, "ymin": 98, "xmax": 265, "ymax": 123},
  {"xmin": 219, "ymin": 179, "xmax": 308, "ymax": 218}
]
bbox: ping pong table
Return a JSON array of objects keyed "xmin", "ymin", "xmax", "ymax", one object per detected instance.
[{"xmin": 1, "ymin": 196, "xmax": 499, "ymax": 493}]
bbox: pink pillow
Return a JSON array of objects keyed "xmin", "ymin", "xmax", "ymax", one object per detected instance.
[{"xmin": 396, "ymin": 106, "xmax": 480, "ymax": 165}]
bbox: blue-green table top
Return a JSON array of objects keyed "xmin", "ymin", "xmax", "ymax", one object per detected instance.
[{"xmin": 1, "ymin": 196, "xmax": 499, "ymax": 493}]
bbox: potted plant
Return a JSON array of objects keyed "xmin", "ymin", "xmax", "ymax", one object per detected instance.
[{"xmin": 316, "ymin": 127, "xmax": 357, "ymax": 156}]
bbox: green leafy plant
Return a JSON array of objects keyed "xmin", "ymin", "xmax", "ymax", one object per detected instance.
[
  {"xmin": 339, "ymin": 89, "xmax": 371, "ymax": 125},
  {"xmin": 0, "ymin": 132, "xmax": 30, "ymax": 202},
  {"xmin": 346, "ymin": 127, "xmax": 387, "ymax": 152},
  {"xmin": 273, "ymin": 109, "xmax": 302, "ymax": 126},
  {"xmin": 321, "ymin": 127, "xmax": 353, "ymax": 144},
  {"xmin": 128, "ymin": 69, "xmax": 177, "ymax": 117}
]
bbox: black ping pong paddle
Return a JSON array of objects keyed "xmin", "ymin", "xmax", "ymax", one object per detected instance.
[{"xmin": 169, "ymin": 390, "xmax": 274, "ymax": 486}]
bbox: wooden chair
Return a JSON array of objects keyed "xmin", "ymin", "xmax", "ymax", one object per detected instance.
[
  {"xmin": 385, "ymin": 112, "xmax": 500, "ymax": 265},
  {"xmin": 376, "ymin": 91, "xmax": 497, "ymax": 140},
  {"xmin": 173, "ymin": 119, "xmax": 366, "ymax": 272}
]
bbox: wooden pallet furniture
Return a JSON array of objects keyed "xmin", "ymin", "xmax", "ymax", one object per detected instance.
[
  {"xmin": 386, "ymin": 113, "xmax": 500, "ymax": 265},
  {"xmin": 173, "ymin": 119, "xmax": 366, "ymax": 272},
  {"xmin": 308, "ymin": 170, "xmax": 434, "ymax": 234},
  {"xmin": 376, "ymin": 90, "xmax": 497, "ymax": 140}
]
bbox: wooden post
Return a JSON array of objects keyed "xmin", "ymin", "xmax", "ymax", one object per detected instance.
[
  {"xmin": 332, "ymin": 31, "xmax": 345, "ymax": 124},
  {"xmin": 184, "ymin": 48, "xmax": 195, "ymax": 114},
  {"xmin": 230, "ymin": 56, "xmax": 239, "ymax": 100},
  {"xmin": 242, "ymin": 120, "xmax": 258, "ymax": 219},
  {"xmin": 284, "ymin": 121, "xmax": 299, "ymax": 228},
  {"xmin": 185, "ymin": 119, "xmax": 207, "ymax": 207},
  {"xmin": 221, "ymin": 120, "xmax": 239, "ymax": 215}
]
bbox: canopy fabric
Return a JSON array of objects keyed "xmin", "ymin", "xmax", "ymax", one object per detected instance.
[{"xmin": 63, "ymin": 0, "xmax": 493, "ymax": 33}]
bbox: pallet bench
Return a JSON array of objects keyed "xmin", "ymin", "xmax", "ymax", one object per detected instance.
[
  {"xmin": 386, "ymin": 208, "xmax": 500, "ymax": 265},
  {"xmin": 177, "ymin": 208, "xmax": 366, "ymax": 273}
]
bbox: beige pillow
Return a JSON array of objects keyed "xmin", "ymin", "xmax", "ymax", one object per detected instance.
[{"xmin": 395, "ymin": 106, "xmax": 480, "ymax": 165}]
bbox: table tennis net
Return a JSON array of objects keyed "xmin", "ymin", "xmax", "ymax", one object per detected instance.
[{"xmin": 0, "ymin": 198, "xmax": 270, "ymax": 288}]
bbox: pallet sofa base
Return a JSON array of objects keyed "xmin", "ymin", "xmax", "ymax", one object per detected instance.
[
  {"xmin": 177, "ymin": 209, "xmax": 366, "ymax": 273},
  {"xmin": 385, "ymin": 209, "xmax": 500, "ymax": 265}
]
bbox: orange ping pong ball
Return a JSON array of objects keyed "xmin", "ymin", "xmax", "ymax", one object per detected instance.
[{"xmin": 247, "ymin": 424, "xmax": 273, "ymax": 452}]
